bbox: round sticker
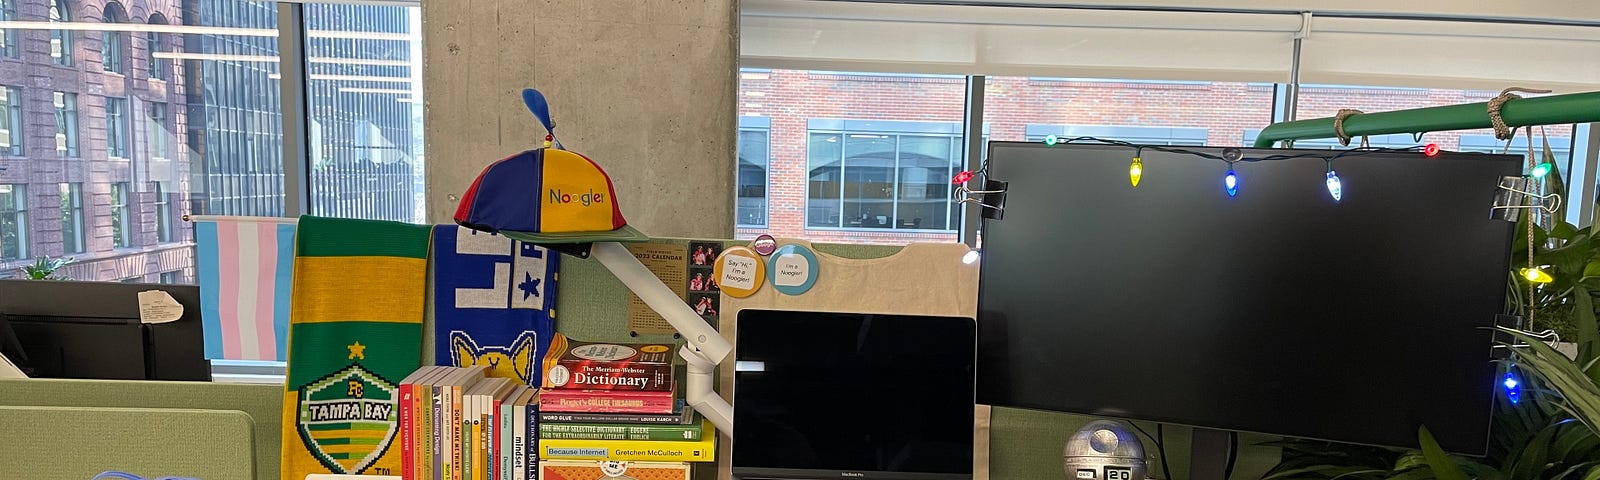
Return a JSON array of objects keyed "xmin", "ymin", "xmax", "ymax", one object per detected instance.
[
  {"xmin": 767, "ymin": 244, "xmax": 819, "ymax": 296},
  {"xmin": 751, "ymin": 234, "xmax": 778, "ymax": 256},
  {"xmin": 713, "ymin": 246, "xmax": 766, "ymax": 298},
  {"xmin": 547, "ymin": 364, "xmax": 571, "ymax": 387}
]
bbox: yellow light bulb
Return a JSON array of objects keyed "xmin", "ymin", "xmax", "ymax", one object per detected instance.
[
  {"xmin": 1129, "ymin": 157, "xmax": 1143, "ymax": 187},
  {"xmin": 1520, "ymin": 267, "xmax": 1553, "ymax": 284}
]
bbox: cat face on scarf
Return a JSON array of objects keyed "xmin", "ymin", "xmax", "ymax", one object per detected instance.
[{"xmin": 450, "ymin": 330, "xmax": 535, "ymax": 384}]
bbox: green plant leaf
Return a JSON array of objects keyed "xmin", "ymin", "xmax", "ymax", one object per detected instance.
[
  {"xmin": 1508, "ymin": 422, "xmax": 1558, "ymax": 480},
  {"xmin": 1419, "ymin": 426, "xmax": 1470, "ymax": 480},
  {"xmin": 1544, "ymin": 133, "xmax": 1568, "ymax": 222},
  {"xmin": 1554, "ymin": 222, "xmax": 1581, "ymax": 240},
  {"xmin": 1577, "ymin": 288, "xmax": 1600, "ymax": 376},
  {"xmin": 1501, "ymin": 328, "xmax": 1600, "ymax": 434},
  {"xmin": 1583, "ymin": 464, "xmax": 1600, "ymax": 480}
]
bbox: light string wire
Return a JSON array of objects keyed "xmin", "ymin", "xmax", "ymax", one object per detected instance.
[{"xmin": 973, "ymin": 136, "xmax": 1432, "ymax": 179}]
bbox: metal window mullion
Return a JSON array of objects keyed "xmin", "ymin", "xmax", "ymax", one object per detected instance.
[
  {"xmin": 277, "ymin": 3, "xmax": 310, "ymax": 217},
  {"xmin": 890, "ymin": 135, "xmax": 901, "ymax": 230},
  {"xmin": 836, "ymin": 132, "xmax": 845, "ymax": 228},
  {"xmin": 1569, "ymin": 123, "xmax": 1600, "ymax": 227},
  {"xmin": 961, "ymin": 75, "xmax": 985, "ymax": 247}
]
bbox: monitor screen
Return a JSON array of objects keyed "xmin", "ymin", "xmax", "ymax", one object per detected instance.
[
  {"xmin": 733, "ymin": 310, "xmax": 976, "ymax": 480},
  {"xmin": 975, "ymin": 143, "xmax": 1519, "ymax": 455},
  {"xmin": 0, "ymin": 279, "xmax": 208, "ymax": 381}
]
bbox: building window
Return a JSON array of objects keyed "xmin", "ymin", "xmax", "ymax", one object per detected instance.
[
  {"xmin": 100, "ymin": 3, "xmax": 127, "ymax": 75},
  {"xmin": 106, "ymin": 97, "xmax": 128, "ymax": 158},
  {"xmin": 54, "ymin": 92, "xmax": 78, "ymax": 157},
  {"xmin": 0, "ymin": 0, "xmax": 17, "ymax": 58},
  {"xmin": 59, "ymin": 183, "xmax": 83, "ymax": 254},
  {"xmin": 806, "ymin": 119, "xmax": 964, "ymax": 231},
  {"xmin": 146, "ymin": 14, "xmax": 167, "ymax": 80},
  {"xmin": 0, "ymin": 184, "xmax": 26, "ymax": 261},
  {"xmin": 737, "ymin": 117, "xmax": 770, "ymax": 227},
  {"xmin": 1024, "ymin": 125, "xmax": 1210, "ymax": 146},
  {"xmin": 159, "ymin": 270, "xmax": 179, "ymax": 284},
  {"xmin": 147, "ymin": 102, "xmax": 169, "ymax": 159},
  {"xmin": 49, "ymin": 0, "xmax": 73, "ymax": 66},
  {"xmin": 154, "ymin": 183, "xmax": 170, "ymax": 243},
  {"xmin": 1459, "ymin": 134, "xmax": 1573, "ymax": 170},
  {"xmin": 110, "ymin": 182, "xmax": 129, "ymax": 248},
  {"xmin": 0, "ymin": 86, "xmax": 20, "ymax": 156}
]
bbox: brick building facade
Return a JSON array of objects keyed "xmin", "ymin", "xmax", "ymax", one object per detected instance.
[
  {"xmin": 736, "ymin": 70, "xmax": 1573, "ymax": 245},
  {"xmin": 0, "ymin": 0, "xmax": 193, "ymax": 281}
]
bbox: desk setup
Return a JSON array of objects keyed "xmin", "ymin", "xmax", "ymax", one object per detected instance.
[{"xmin": 0, "ymin": 92, "xmax": 1542, "ymax": 480}]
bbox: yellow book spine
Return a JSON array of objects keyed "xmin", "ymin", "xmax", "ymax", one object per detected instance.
[{"xmin": 537, "ymin": 420, "xmax": 716, "ymax": 462}]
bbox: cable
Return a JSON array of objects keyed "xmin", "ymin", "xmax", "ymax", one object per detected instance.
[
  {"xmin": 1223, "ymin": 431, "xmax": 1240, "ymax": 480},
  {"xmin": 984, "ymin": 135, "xmax": 1433, "ymax": 180}
]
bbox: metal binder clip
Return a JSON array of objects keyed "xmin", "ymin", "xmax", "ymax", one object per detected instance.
[
  {"xmin": 1490, "ymin": 176, "xmax": 1561, "ymax": 221},
  {"xmin": 954, "ymin": 181, "xmax": 1007, "ymax": 219}
]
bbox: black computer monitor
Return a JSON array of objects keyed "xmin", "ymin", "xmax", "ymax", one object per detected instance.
[{"xmin": 0, "ymin": 279, "xmax": 209, "ymax": 381}]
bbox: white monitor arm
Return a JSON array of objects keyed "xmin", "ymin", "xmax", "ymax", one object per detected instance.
[{"xmin": 590, "ymin": 242, "xmax": 734, "ymax": 433}]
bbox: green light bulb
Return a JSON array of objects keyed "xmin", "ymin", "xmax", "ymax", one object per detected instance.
[
  {"xmin": 1531, "ymin": 162, "xmax": 1552, "ymax": 178},
  {"xmin": 1044, "ymin": 134, "xmax": 1058, "ymax": 146}
]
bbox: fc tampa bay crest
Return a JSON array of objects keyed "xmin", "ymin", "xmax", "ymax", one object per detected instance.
[{"xmin": 296, "ymin": 341, "xmax": 399, "ymax": 474}]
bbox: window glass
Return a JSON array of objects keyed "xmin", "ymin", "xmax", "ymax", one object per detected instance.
[
  {"xmin": 59, "ymin": 183, "xmax": 84, "ymax": 254},
  {"xmin": 148, "ymin": 102, "xmax": 169, "ymax": 158},
  {"xmin": 740, "ymin": 69, "xmax": 967, "ymax": 245},
  {"xmin": 54, "ymin": 92, "xmax": 78, "ymax": 157},
  {"xmin": 106, "ymin": 97, "xmax": 128, "ymax": 158},
  {"xmin": 154, "ymin": 183, "xmax": 170, "ymax": 243},
  {"xmin": 49, "ymin": 0, "xmax": 72, "ymax": 65},
  {"xmin": 110, "ymin": 182, "xmax": 129, "ymax": 248},
  {"xmin": 0, "ymin": 184, "xmax": 25, "ymax": 261},
  {"xmin": 736, "ymin": 122, "xmax": 769, "ymax": 227},
  {"xmin": 304, "ymin": 4, "xmax": 425, "ymax": 223},
  {"xmin": 147, "ymin": 14, "xmax": 168, "ymax": 80},
  {"xmin": 0, "ymin": 86, "xmax": 20, "ymax": 156},
  {"xmin": 0, "ymin": 0, "xmax": 16, "ymax": 58},
  {"xmin": 101, "ymin": 3, "xmax": 128, "ymax": 74},
  {"xmin": 985, "ymin": 77, "xmax": 1272, "ymax": 148}
]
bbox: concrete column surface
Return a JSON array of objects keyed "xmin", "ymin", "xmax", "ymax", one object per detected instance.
[{"xmin": 423, "ymin": 0, "xmax": 738, "ymax": 238}]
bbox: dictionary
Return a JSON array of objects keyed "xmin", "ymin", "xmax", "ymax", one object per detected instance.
[
  {"xmin": 539, "ymin": 388, "xmax": 676, "ymax": 414},
  {"xmin": 541, "ymin": 334, "xmax": 674, "ymax": 392}
]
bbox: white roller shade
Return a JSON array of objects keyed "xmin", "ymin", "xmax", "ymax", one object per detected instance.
[
  {"xmin": 1299, "ymin": 16, "xmax": 1600, "ymax": 92},
  {"xmin": 741, "ymin": 0, "xmax": 1301, "ymax": 82}
]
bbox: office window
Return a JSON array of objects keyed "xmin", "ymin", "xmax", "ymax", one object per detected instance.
[
  {"xmin": 54, "ymin": 92, "xmax": 79, "ymax": 157},
  {"xmin": 806, "ymin": 119, "xmax": 964, "ymax": 232},
  {"xmin": 146, "ymin": 14, "xmax": 168, "ymax": 80},
  {"xmin": 737, "ymin": 117, "xmax": 770, "ymax": 227},
  {"xmin": 1459, "ymin": 133, "xmax": 1574, "ymax": 171},
  {"xmin": 106, "ymin": 97, "xmax": 128, "ymax": 158},
  {"xmin": 159, "ymin": 270, "xmax": 179, "ymax": 284},
  {"xmin": 0, "ymin": 0, "xmax": 15, "ymax": 58},
  {"xmin": 0, "ymin": 184, "xmax": 26, "ymax": 261},
  {"xmin": 110, "ymin": 182, "xmax": 129, "ymax": 248},
  {"xmin": 984, "ymin": 77, "xmax": 1273, "ymax": 149},
  {"xmin": 147, "ymin": 102, "xmax": 169, "ymax": 158},
  {"xmin": 100, "ymin": 3, "xmax": 128, "ymax": 75},
  {"xmin": 0, "ymin": 86, "xmax": 20, "ymax": 156},
  {"xmin": 49, "ymin": 0, "xmax": 73, "ymax": 66},
  {"xmin": 154, "ymin": 183, "xmax": 171, "ymax": 243},
  {"xmin": 738, "ymin": 69, "xmax": 967, "ymax": 244},
  {"xmin": 59, "ymin": 183, "xmax": 84, "ymax": 254},
  {"xmin": 304, "ymin": 3, "xmax": 425, "ymax": 223},
  {"xmin": 1292, "ymin": 85, "xmax": 1576, "ymax": 154}
]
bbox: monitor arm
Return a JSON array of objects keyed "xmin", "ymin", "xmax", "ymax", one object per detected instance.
[{"xmin": 591, "ymin": 242, "xmax": 734, "ymax": 433}]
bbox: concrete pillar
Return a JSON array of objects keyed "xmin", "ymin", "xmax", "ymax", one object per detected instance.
[{"xmin": 422, "ymin": 0, "xmax": 738, "ymax": 238}]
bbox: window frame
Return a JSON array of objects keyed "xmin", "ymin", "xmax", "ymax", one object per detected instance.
[
  {"xmin": 110, "ymin": 182, "xmax": 130, "ymax": 248},
  {"xmin": 736, "ymin": 116, "xmax": 771, "ymax": 228},
  {"xmin": 154, "ymin": 182, "xmax": 170, "ymax": 243},
  {"xmin": 100, "ymin": 2, "xmax": 128, "ymax": 75},
  {"xmin": 0, "ymin": 184, "xmax": 28, "ymax": 261},
  {"xmin": 49, "ymin": 0, "xmax": 74, "ymax": 66},
  {"xmin": 148, "ymin": 102, "xmax": 169, "ymax": 159},
  {"xmin": 59, "ymin": 183, "xmax": 84, "ymax": 254},
  {"xmin": 106, "ymin": 97, "xmax": 129, "ymax": 159},
  {"xmin": 0, "ymin": 0, "xmax": 16, "ymax": 58},
  {"xmin": 146, "ymin": 14, "xmax": 168, "ymax": 80},
  {"xmin": 804, "ymin": 118, "xmax": 966, "ymax": 233},
  {"xmin": 55, "ymin": 92, "xmax": 79, "ymax": 157},
  {"xmin": 0, "ymin": 85, "xmax": 20, "ymax": 156}
]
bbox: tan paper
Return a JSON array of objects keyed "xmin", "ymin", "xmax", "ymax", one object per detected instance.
[
  {"xmin": 625, "ymin": 242, "xmax": 688, "ymax": 334},
  {"xmin": 715, "ymin": 241, "xmax": 987, "ymax": 480},
  {"xmin": 137, "ymin": 290, "xmax": 185, "ymax": 324}
]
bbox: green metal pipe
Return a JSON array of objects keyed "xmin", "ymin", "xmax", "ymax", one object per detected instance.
[{"xmin": 1252, "ymin": 91, "xmax": 1600, "ymax": 148}]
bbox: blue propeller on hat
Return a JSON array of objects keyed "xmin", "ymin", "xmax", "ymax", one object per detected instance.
[{"xmin": 522, "ymin": 88, "xmax": 564, "ymax": 150}]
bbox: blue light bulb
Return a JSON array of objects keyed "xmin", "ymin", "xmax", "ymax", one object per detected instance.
[
  {"xmin": 1325, "ymin": 170, "xmax": 1343, "ymax": 202},
  {"xmin": 1503, "ymin": 371, "xmax": 1521, "ymax": 404},
  {"xmin": 1224, "ymin": 169, "xmax": 1239, "ymax": 197}
]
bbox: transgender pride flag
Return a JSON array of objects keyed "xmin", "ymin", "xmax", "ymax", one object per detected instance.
[{"xmin": 195, "ymin": 217, "xmax": 296, "ymax": 361}]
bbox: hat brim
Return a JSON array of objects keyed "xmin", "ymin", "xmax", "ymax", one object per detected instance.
[{"xmin": 498, "ymin": 224, "xmax": 650, "ymax": 245}]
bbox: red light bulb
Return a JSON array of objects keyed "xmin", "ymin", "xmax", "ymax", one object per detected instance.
[
  {"xmin": 952, "ymin": 170, "xmax": 975, "ymax": 184},
  {"xmin": 1424, "ymin": 143, "xmax": 1440, "ymax": 157}
]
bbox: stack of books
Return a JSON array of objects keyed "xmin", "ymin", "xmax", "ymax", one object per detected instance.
[
  {"xmin": 397, "ymin": 365, "xmax": 542, "ymax": 480},
  {"xmin": 537, "ymin": 339, "xmax": 716, "ymax": 469}
]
